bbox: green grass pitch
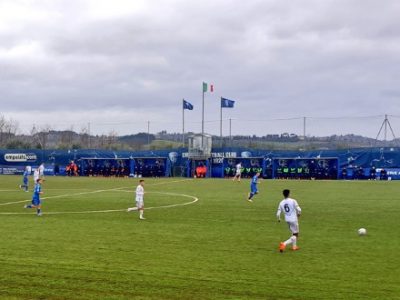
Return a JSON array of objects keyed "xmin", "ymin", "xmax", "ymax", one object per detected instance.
[{"xmin": 0, "ymin": 175, "xmax": 399, "ymax": 299}]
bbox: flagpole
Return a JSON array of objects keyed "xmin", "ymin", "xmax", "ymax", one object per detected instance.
[
  {"xmin": 220, "ymin": 98, "xmax": 223, "ymax": 147},
  {"xmin": 182, "ymin": 99, "xmax": 185, "ymax": 147},
  {"xmin": 201, "ymin": 84, "xmax": 205, "ymax": 149}
]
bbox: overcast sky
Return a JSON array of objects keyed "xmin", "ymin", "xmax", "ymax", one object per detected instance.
[{"xmin": 1, "ymin": 0, "xmax": 400, "ymax": 139}]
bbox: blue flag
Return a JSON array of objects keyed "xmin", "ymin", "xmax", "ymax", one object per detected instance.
[
  {"xmin": 221, "ymin": 97, "xmax": 235, "ymax": 108},
  {"xmin": 183, "ymin": 99, "xmax": 194, "ymax": 110}
]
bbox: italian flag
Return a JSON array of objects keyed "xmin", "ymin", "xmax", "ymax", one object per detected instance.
[{"xmin": 203, "ymin": 82, "xmax": 214, "ymax": 92}]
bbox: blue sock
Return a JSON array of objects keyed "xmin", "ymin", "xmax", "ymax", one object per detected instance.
[
  {"xmin": 248, "ymin": 193, "xmax": 254, "ymax": 199},
  {"xmin": 26, "ymin": 204, "xmax": 32, "ymax": 208}
]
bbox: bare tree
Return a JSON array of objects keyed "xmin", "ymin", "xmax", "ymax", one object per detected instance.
[
  {"xmin": 0, "ymin": 115, "xmax": 7, "ymax": 146},
  {"xmin": 60, "ymin": 126, "xmax": 75, "ymax": 146},
  {"xmin": 107, "ymin": 130, "xmax": 118, "ymax": 149},
  {"xmin": 79, "ymin": 125, "xmax": 90, "ymax": 148},
  {"xmin": 31, "ymin": 124, "xmax": 52, "ymax": 149},
  {"xmin": 97, "ymin": 134, "xmax": 107, "ymax": 148},
  {"xmin": 0, "ymin": 115, "xmax": 19, "ymax": 146}
]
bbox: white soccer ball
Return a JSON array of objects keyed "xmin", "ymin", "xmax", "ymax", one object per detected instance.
[{"xmin": 358, "ymin": 228, "xmax": 367, "ymax": 236}]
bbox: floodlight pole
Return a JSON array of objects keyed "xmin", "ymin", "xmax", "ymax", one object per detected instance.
[
  {"xmin": 375, "ymin": 114, "xmax": 396, "ymax": 145},
  {"xmin": 384, "ymin": 114, "xmax": 388, "ymax": 141}
]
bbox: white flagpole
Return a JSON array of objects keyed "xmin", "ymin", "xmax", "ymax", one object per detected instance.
[
  {"xmin": 182, "ymin": 100, "xmax": 185, "ymax": 147},
  {"xmin": 201, "ymin": 84, "xmax": 205, "ymax": 149},
  {"xmin": 220, "ymin": 98, "xmax": 223, "ymax": 147}
]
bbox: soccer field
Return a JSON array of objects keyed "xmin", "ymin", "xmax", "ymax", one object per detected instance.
[{"xmin": 0, "ymin": 176, "xmax": 399, "ymax": 300}]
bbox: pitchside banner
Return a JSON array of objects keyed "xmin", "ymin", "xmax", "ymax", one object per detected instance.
[
  {"xmin": 3, "ymin": 153, "xmax": 38, "ymax": 163},
  {"xmin": 0, "ymin": 165, "xmax": 54, "ymax": 175},
  {"xmin": 0, "ymin": 165, "xmax": 27, "ymax": 175},
  {"xmin": 380, "ymin": 168, "xmax": 400, "ymax": 180},
  {"xmin": 0, "ymin": 152, "xmax": 41, "ymax": 175}
]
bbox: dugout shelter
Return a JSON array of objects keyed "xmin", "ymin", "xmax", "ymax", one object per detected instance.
[
  {"xmin": 79, "ymin": 157, "xmax": 170, "ymax": 177},
  {"xmin": 272, "ymin": 157, "xmax": 339, "ymax": 180},
  {"xmin": 211, "ymin": 157, "xmax": 264, "ymax": 178},
  {"xmin": 2, "ymin": 147, "xmax": 400, "ymax": 180}
]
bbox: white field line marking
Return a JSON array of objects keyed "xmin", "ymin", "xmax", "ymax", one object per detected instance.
[
  {"xmin": 0, "ymin": 186, "xmax": 94, "ymax": 192},
  {"xmin": 0, "ymin": 179, "xmax": 191, "ymax": 194},
  {"xmin": 0, "ymin": 192, "xmax": 198, "ymax": 215},
  {"xmin": 144, "ymin": 178, "xmax": 193, "ymax": 186},
  {"xmin": 0, "ymin": 188, "xmax": 93, "ymax": 193},
  {"xmin": 0, "ymin": 178, "xmax": 192, "ymax": 207},
  {"xmin": 0, "ymin": 187, "xmax": 125, "ymax": 206},
  {"xmin": 0, "ymin": 178, "xmax": 197, "ymax": 214}
]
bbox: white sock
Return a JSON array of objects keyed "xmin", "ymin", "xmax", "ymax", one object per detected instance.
[
  {"xmin": 140, "ymin": 210, "xmax": 143, "ymax": 218},
  {"xmin": 284, "ymin": 238, "xmax": 292, "ymax": 246},
  {"xmin": 291, "ymin": 236, "xmax": 297, "ymax": 247}
]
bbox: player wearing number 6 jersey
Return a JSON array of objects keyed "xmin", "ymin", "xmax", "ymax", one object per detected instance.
[{"xmin": 277, "ymin": 189, "xmax": 302, "ymax": 252}]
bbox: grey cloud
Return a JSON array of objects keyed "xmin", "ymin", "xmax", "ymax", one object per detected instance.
[{"xmin": 1, "ymin": 0, "xmax": 400, "ymax": 137}]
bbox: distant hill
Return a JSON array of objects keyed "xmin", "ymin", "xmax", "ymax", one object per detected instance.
[{"xmin": 1, "ymin": 130, "xmax": 398, "ymax": 150}]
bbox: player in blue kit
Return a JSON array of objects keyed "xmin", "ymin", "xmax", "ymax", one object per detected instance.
[
  {"xmin": 247, "ymin": 172, "xmax": 260, "ymax": 202},
  {"xmin": 19, "ymin": 167, "xmax": 30, "ymax": 192},
  {"xmin": 24, "ymin": 178, "xmax": 44, "ymax": 216}
]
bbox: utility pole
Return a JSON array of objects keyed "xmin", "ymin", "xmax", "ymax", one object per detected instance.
[
  {"xmin": 147, "ymin": 121, "xmax": 150, "ymax": 146},
  {"xmin": 88, "ymin": 122, "xmax": 91, "ymax": 148},
  {"xmin": 229, "ymin": 118, "xmax": 232, "ymax": 147}
]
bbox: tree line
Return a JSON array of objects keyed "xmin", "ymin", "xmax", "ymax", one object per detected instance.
[{"xmin": 0, "ymin": 114, "xmax": 397, "ymax": 150}]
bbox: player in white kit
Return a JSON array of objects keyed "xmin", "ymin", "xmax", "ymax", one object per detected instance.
[
  {"xmin": 127, "ymin": 179, "xmax": 146, "ymax": 220},
  {"xmin": 232, "ymin": 162, "xmax": 242, "ymax": 182},
  {"xmin": 33, "ymin": 168, "xmax": 40, "ymax": 183},
  {"xmin": 38, "ymin": 163, "xmax": 45, "ymax": 179},
  {"xmin": 276, "ymin": 189, "xmax": 302, "ymax": 252}
]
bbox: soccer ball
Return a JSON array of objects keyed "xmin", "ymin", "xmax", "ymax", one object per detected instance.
[{"xmin": 358, "ymin": 228, "xmax": 367, "ymax": 236}]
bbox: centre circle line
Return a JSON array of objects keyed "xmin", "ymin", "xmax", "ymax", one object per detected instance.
[{"xmin": 0, "ymin": 190, "xmax": 199, "ymax": 215}]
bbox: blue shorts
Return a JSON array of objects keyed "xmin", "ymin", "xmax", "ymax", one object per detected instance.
[
  {"xmin": 23, "ymin": 178, "xmax": 28, "ymax": 185},
  {"xmin": 250, "ymin": 184, "xmax": 258, "ymax": 194},
  {"xmin": 32, "ymin": 197, "xmax": 41, "ymax": 206}
]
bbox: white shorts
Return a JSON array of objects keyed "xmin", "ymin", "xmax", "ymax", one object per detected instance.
[
  {"xmin": 136, "ymin": 198, "xmax": 144, "ymax": 208},
  {"xmin": 235, "ymin": 171, "xmax": 241, "ymax": 176},
  {"xmin": 287, "ymin": 221, "xmax": 299, "ymax": 234}
]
